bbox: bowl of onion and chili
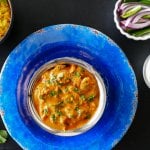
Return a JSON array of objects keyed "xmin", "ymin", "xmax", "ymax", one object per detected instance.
[
  {"xmin": 28, "ymin": 57, "xmax": 106, "ymax": 136},
  {"xmin": 114, "ymin": 0, "xmax": 150, "ymax": 40},
  {"xmin": 0, "ymin": 0, "xmax": 13, "ymax": 44}
]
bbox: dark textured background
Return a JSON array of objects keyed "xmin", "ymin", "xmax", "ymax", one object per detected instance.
[{"xmin": 0, "ymin": 0, "xmax": 150, "ymax": 149}]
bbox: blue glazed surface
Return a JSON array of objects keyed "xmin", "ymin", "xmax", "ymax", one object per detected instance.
[{"xmin": 0, "ymin": 24, "xmax": 137, "ymax": 150}]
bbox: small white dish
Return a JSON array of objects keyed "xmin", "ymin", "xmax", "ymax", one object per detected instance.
[
  {"xmin": 114, "ymin": 0, "xmax": 150, "ymax": 40},
  {"xmin": 143, "ymin": 55, "xmax": 150, "ymax": 88}
]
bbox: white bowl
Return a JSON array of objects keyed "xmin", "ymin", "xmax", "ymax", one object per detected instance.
[
  {"xmin": 114, "ymin": 0, "xmax": 150, "ymax": 40},
  {"xmin": 143, "ymin": 55, "xmax": 150, "ymax": 88}
]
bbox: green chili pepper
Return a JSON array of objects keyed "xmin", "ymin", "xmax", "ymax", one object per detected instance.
[
  {"xmin": 131, "ymin": 27, "xmax": 150, "ymax": 36},
  {"xmin": 140, "ymin": 0, "xmax": 150, "ymax": 5},
  {"xmin": 123, "ymin": 0, "xmax": 139, "ymax": 2},
  {"xmin": 143, "ymin": 14, "xmax": 150, "ymax": 19},
  {"xmin": 121, "ymin": 5, "xmax": 142, "ymax": 18}
]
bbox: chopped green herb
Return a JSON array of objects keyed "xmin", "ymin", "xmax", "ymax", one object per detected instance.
[
  {"xmin": 74, "ymin": 87, "xmax": 79, "ymax": 92},
  {"xmin": 80, "ymin": 95, "xmax": 86, "ymax": 100},
  {"xmin": 74, "ymin": 72, "xmax": 80, "ymax": 77},
  {"xmin": 75, "ymin": 106, "xmax": 79, "ymax": 111},
  {"xmin": 56, "ymin": 110, "xmax": 63, "ymax": 116},
  {"xmin": 50, "ymin": 74, "xmax": 57, "ymax": 83},
  {"xmin": 39, "ymin": 95, "xmax": 44, "ymax": 100},
  {"xmin": 50, "ymin": 91, "xmax": 57, "ymax": 96},
  {"xmin": 88, "ymin": 95, "xmax": 95, "ymax": 102},
  {"xmin": 80, "ymin": 67, "xmax": 85, "ymax": 72},
  {"xmin": 47, "ymin": 80, "xmax": 52, "ymax": 84},
  {"xmin": 43, "ymin": 107, "xmax": 49, "ymax": 115},
  {"xmin": 84, "ymin": 114, "xmax": 91, "ymax": 119},
  {"xmin": 51, "ymin": 114, "xmax": 56, "ymax": 122},
  {"xmin": 58, "ymin": 89, "xmax": 62, "ymax": 94},
  {"xmin": 64, "ymin": 87, "xmax": 69, "ymax": 92}
]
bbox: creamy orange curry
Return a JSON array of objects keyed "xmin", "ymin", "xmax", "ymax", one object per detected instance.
[{"xmin": 32, "ymin": 63, "xmax": 100, "ymax": 131}]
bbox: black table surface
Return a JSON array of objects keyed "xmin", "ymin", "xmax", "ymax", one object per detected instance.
[{"xmin": 0, "ymin": 0, "xmax": 150, "ymax": 149}]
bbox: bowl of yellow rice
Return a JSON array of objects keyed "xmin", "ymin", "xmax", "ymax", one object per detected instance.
[{"xmin": 0, "ymin": 0, "xmax": 13, "ymax": 44}]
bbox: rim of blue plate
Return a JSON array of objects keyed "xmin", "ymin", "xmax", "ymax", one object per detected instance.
[{"xmin": 0, "ymin": 24, "xmax": 138, "ymax": 150}]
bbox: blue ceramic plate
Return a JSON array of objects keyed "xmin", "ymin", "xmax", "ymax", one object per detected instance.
[{"xmin": 0, "ymin": 24, "xmax": 137, "ymax": 150}]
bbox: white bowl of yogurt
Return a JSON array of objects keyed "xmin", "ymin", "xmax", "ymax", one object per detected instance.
[{"xmin": 143, "ymin": 55, "xmax": 150, "ymax": 88}]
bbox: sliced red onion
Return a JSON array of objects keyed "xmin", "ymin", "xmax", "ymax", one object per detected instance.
[
  {"xmin": 119, "ymin": 2, "xmax": 149, "ymax": 13},
  {"xmin": 119, "ymin": 3, "xmax": 129, "ymax": 11},
  {"xmin": 120, "ymin": 23, "xmax": 129, "ymax": 31},
  {"xmin": 121, "ymin": 9, "xmax": 150, "ymax": 25},
  {"xmin": 137, "ymin": 18, "xmax": 149, "ymax": 23},
  {"xmin": 118, "ymin": 3, "xmax": 136, "ymax": 12},
  {"xmin": 132, "ymin": 10, "xmax": 150, "ymax": 23},
  {"xmin": 119, "ymin": 2, "xmax": 140, "ymax": 10},
  {"xmin": 121, "ymin": 15, "xmax": 136, "ymax": 27},
  {"xmin": 121, "ymin": 5, "xmax": 141, "ymax": 15},
  {"xmin": 121, "ymin": 20, "xmax": 150, "ymax": 29}
]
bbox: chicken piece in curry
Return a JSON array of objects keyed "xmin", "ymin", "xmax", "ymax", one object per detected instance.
[{"xmin": 32, "ymin": 63, "xmax": 100, "ymax": 131}]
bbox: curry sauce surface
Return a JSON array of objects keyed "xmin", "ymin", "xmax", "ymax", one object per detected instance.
[{"xmin": 32, "ymin": 63, "xmax": 100, "ymax": 131}]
